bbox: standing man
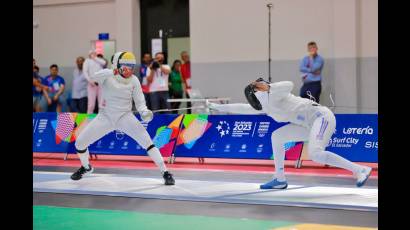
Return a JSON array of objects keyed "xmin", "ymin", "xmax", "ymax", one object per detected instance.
[
  {"xmin": 71, "ymin": 57, "xmax": 88, "ymax": 113},
  {"xmin": 70, "ymin": 51, "xmax": 175, "ymax": 185},
  {"xmin": 299, "ymin": 41, "xmax": 324, "ymax": 103},
  {"xmin": 139, "ymin": 53, "xmax": 152, "ymax": 109},
  {"xmin": 83, "ymin": 50, "xmax": 107, "ymax": 114},
  {"xmin": 146, "ymin": 52, "xmax": 171, "ymax": 113},
  {"xmin": 180, "ymin": 51, "xmax": 191, "ymax": 113}
]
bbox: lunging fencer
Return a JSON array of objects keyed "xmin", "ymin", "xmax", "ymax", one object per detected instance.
[
  {"xmin": 71, "ymin": 51, "xmax": 175, "ymax": 185},
  {"xmin": 208, "ymin": 78, "xmax": 371, "ymax": 189}
]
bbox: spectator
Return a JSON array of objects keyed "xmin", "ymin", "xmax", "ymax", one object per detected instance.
[
  {"xmin": 147, "ymin": 52, "xmax": 171, "ymax": 113},
  {"xmin": 97, "ymin": 53, "xmax": 109, "ymax": 68},
  {"xmin": 169, "ymin": 60, "xmax": 184, "ymax": 113},
  {"xmin": 83, "ymin": 50, "xmax": 107, "ymax": 114},
  {"xmin": 299, "ymin": 41, "xmax": 324, "ymax": 103},
  {"xmin": 71, "ymin": 57, "xmax": 88, "ymax": 113},
  {"xmin": 180, "ymin": 51, "xmax": 191, "ymax": 113},
  {"xmin": 41, "ymin": 64, "xmax": 65, "ymax": 112},
  {"xmin": 33, "ymin": 59, "xmax": 47, "ymax": 112},
  {"xmin": 33, "ymin": 65, "xmax": 40, "ymax": 74},
  {"xmin": 139, "ymin": 53, "xmax": 152, "ymax": 109}
]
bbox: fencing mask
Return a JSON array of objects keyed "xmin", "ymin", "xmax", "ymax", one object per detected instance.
[
  {"xmin": 111, "ymin": 51, "xmax": 136, "ymax": 84},
  {"xmin": 244, "ymin": 78, "xmax": 270, "ymax": 110}
]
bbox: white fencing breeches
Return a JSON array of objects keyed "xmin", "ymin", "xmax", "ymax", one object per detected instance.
[
  {"xmin": 87, "ymin": 84, "xmax": 103, "ymax": 114},
  {"xmin": 271, "ymin": 109, "xmax": 362, "ymax": 181},
  {"xmin": 75, "ymin": 111, "xmax": 167, "ymax": 172}
]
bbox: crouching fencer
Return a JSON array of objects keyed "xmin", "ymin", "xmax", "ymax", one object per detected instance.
[
  {"xmin": 71, "ymin": 51, "xmax": 175, "ymax": 185},
  {"xmin": 207, "ymin": 78, "xmax": 371, "ymax": 189}
]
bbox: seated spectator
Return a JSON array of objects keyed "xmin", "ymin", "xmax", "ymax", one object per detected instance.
[
  {"xmin": 169, "ymin": 60, "xmax": 184, "ymax": 113},
  {"xmin": 70, "ymin": 57, "xmax": 88, "ymax": 113},
  {"xmin": 33, "ymin": 59, "xmax": 47, "ymax": 112},
  {"xmin": 41, "ymin": 64, "xmax": 66, "ymax": 112},
  {"xmin": 33, "ymin": 65, "xmax": 40, "ymax": 74}
]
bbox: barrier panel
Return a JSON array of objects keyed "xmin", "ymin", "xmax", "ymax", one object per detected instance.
[{"xmin": 33, "ymin": 113, "xmax": 377, "ymax": 162}]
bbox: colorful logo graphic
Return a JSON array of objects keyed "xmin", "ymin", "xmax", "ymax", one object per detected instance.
[
  {"xmin": 216, "ymin": 121, "xmax": 230, "ymax": 137},
  {"xmin": 51, "ymin": 113, "xmax": 96, "ymax": 144},
  {"xmin": 270, "ymin": 141, "xmax": 304, "ymax": 160},
  {"xmin": 153, "ymin": 114, "xmax": 212, "ymax": 156}
]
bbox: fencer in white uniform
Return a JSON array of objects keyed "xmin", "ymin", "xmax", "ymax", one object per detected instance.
[
  {"xmin": 208, "ymin": 79, "xmax": 372, "ymax": 189},
  {"xmin": 71, "ymin": 51, "xmax": 175, "ymax": 185}
]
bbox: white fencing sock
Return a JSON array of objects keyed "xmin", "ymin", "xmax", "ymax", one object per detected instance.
[
  {"xmin": 312, "ymin": 150, "xmax": 362, "ymax": 175},
  {"xmin": 77, "ymin": 148, "xmax": 90, "ymax": 170},
  {"xmin": 272, "ymin": 143, "xmax": 286, "ymax": 182},
  {"xmin": 147, "ymin": 145, "xmax": 167, "ymax": 173}
]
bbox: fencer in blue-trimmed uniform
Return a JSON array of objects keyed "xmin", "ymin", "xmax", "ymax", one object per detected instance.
[
  {"xmin": 71, "ymin": 51, "xmax": 175, "ymax": 185},
  {"xmin": 208, "ymin": 78, "xmax": 371, "ymax": 189}
]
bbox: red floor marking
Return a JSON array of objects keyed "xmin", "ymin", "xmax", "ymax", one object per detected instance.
[{"xmin": 33, "ymin": 152, "xmax": 378, "ymax": 178}]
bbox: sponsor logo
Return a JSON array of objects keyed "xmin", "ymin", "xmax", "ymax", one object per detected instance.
[
  {"xmin": 109, "ymin": 141, "xmax": 115, "ymax": 149},
  {"xmin": 38, "ymin": 119, "xmax": 48, "ymax": 133},
  {"xmin": 257, "ymin": 122, "xmax": 270, "ymax": 137},
  {"xmin": 115, "ymin": 131, "xmax": 125, "ymax": 140},
  {"xmin": 36, "ymin": 139, "xmax": 42, "ymax": 147},
  {"xmin": 365, "ymin": 141, "xmax": 378, "ymax": 149},
  {"xmin": 223, "ymin": 144, "xmax": 231, "ymax": 152},
  {"xmin": 209, "ymin": 142, "xmax": 216, "ymax": 152},
  {"xmin": 239, "ymin": 144, "xmax": 247, "ymax": 153},
  {"xmin": 328, "ymin": 137, "xmax": 359, "ymax": 148},
  {"xmin": 121, "ymin": 141, "xmax": 128, "ymax": 149},
  {"xmin": 232, "ymin": 121, "xmax": 252, "ymax": 137},
  {"xmin": 257, "ymin": 144, "xmax": 263, "ymax": 153},
  {"xmin": 216, "ymin": 121, "xmax": 230, "ymax": 137},
  {"xmin": 343, "ymin": 126, "xmax": 374, "ymax": 135}
]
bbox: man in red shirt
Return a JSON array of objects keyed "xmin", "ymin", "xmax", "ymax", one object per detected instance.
[{"xmin": 180, "ymin": 51, "xmax": 191, "ymax": 113}]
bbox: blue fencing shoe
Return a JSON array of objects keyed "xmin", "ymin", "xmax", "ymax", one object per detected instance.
[
  {"xmin": 356, "ymin": 166, "xmax": 372, "ymax": 187},
  {"xmin": 260, "ymin": 178, "xmax": 288, "ymax": 189}
]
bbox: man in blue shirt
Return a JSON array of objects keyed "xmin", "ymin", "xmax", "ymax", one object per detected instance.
[
  {"xmin": 42, "ymin": 64, "xmax": 66, "ymax": 112},
  {"xmin": 299, "ymin": 41, "xmax": 324, "ymax": 103}
]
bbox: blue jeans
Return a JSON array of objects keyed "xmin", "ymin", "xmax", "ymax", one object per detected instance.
[
  {"xmin": 40, "ymin": 93, "xmax": 65, "ymax": 112},
  {"xmin": 149, "ymin": 91, "xmax": 170, "ymax": 113}
]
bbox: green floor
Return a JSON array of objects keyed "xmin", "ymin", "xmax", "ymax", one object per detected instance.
[{"xmin": 34, "ymin": 205, "xmax": 297, "ymax": 230}]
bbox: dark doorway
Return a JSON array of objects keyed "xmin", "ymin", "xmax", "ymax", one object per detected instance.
[{"xmin": 140, "ymin": 0, "xmax": 189, "ymax": 64}]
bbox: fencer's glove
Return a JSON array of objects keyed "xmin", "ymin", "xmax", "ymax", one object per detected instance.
[{"xmin": 140, "ymin": 110, "xmax": 153, "ymax": 123}]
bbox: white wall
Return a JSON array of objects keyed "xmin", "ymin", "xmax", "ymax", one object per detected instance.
[
  {"xmin": 33, "ymin": 0, "xmax": 141, "ymax": 105},
  {"xmin": 33, "ymin": 0, "xmax": 378, "ymax": 113},
  {"xmin": 33, "ymin": 0, "xmax": 117, "ymax": 68},
  {"xmin": 33, "ymin": 0, "xmax": 141, "ymax": 69},
  {"xmin": 191, "ymin": 0, "xmax": 334, "ymax": 63},
  {"xmin": 190, "ymin": 0, "xmax": 378, "ymax": 113}
]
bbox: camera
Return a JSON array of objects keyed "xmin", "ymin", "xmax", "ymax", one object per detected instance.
[{"xmin": 152, "ymin": 61, "xmax": 160, "ymax": 70}]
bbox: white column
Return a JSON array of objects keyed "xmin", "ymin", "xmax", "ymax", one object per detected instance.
[
  {"xmin": 333, "ymin": 0, "xmax": 358, "ymax": 113},
  {"xmin": 115, "ymin": 0, "xmax": 141, "ymax": 61}
]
